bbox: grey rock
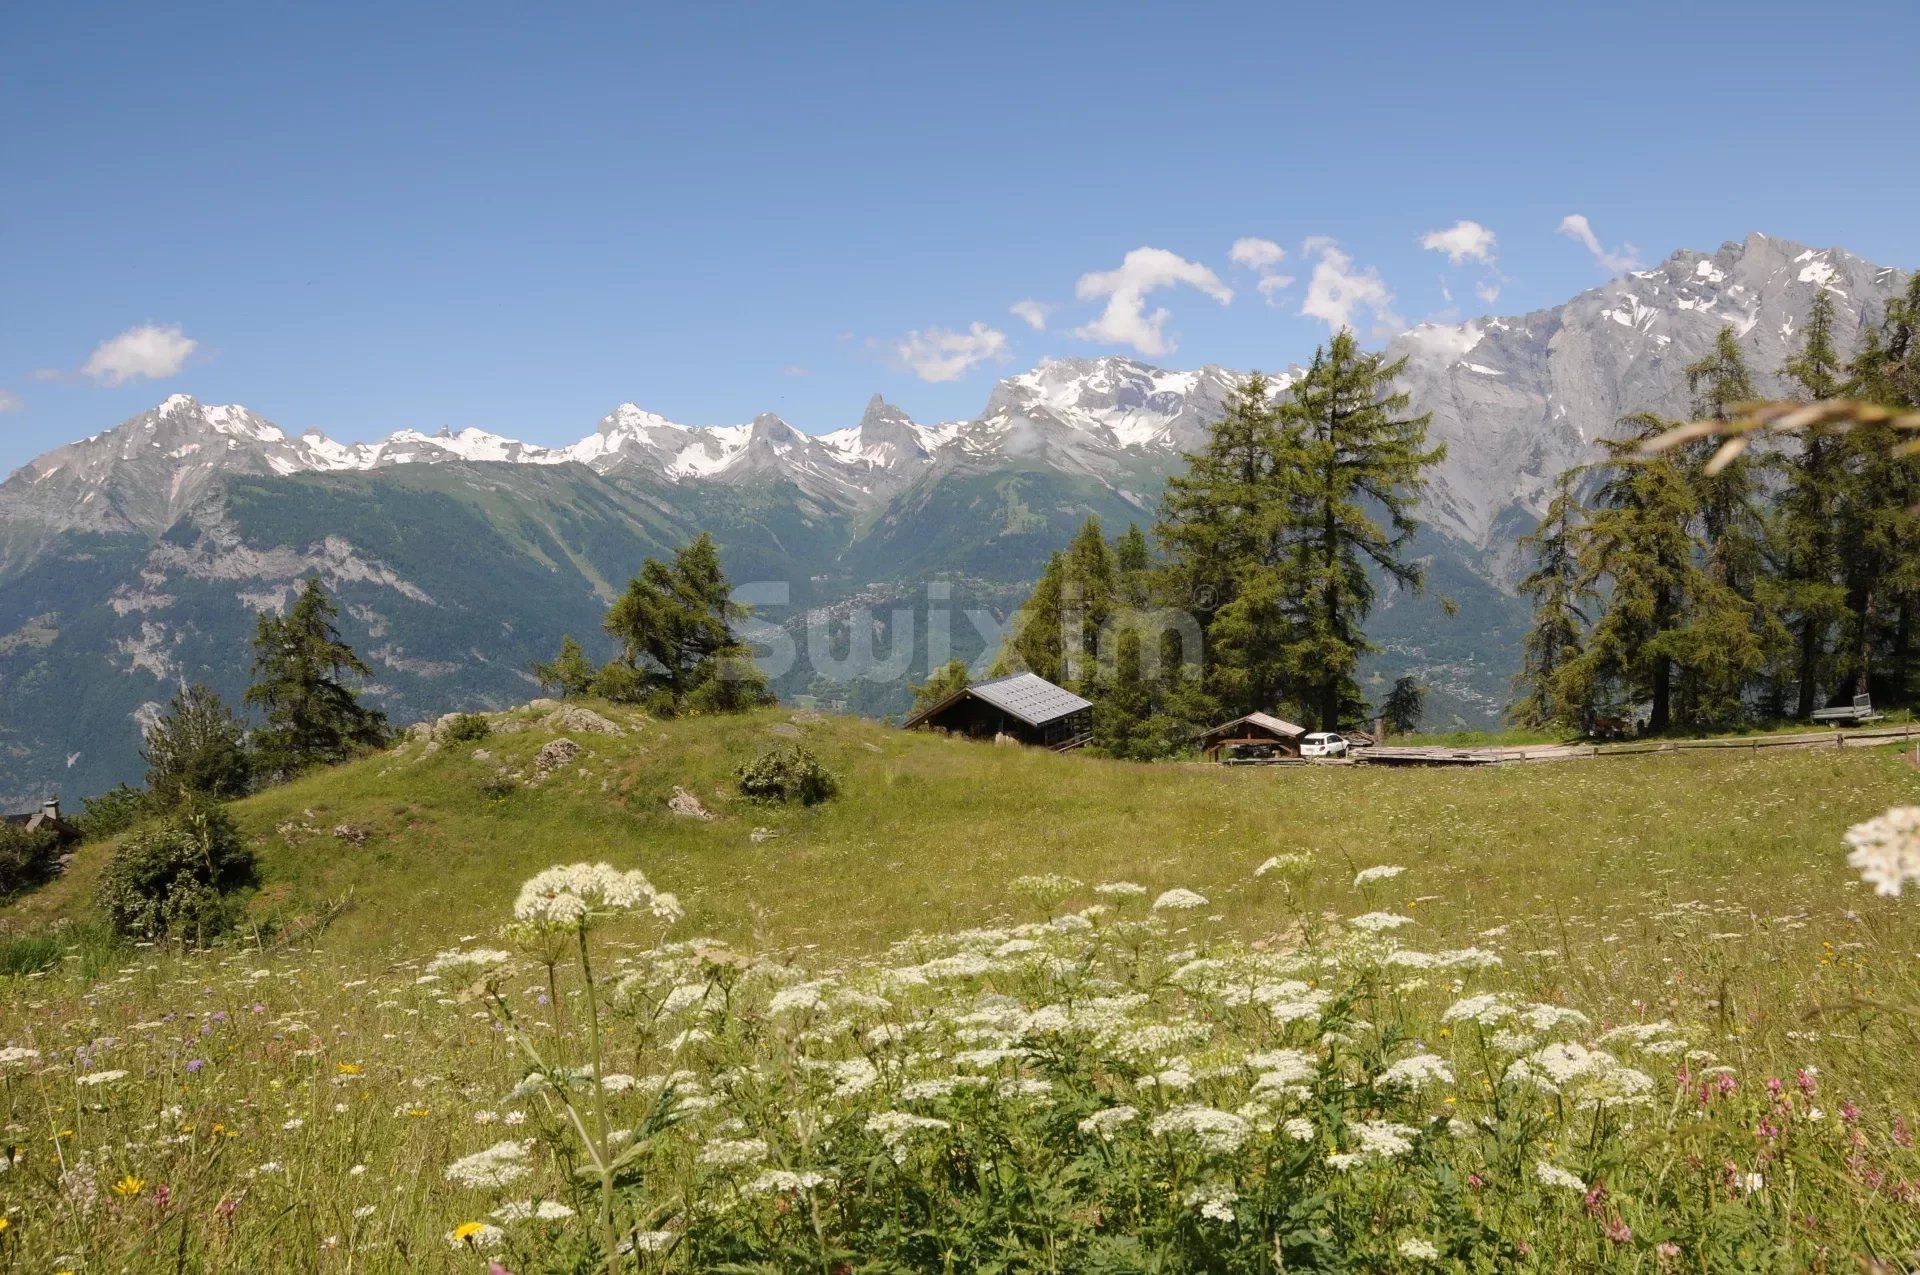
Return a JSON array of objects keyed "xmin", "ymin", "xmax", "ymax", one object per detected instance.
[
  {"xmin": 542, "ymin": 705, "xmax": 625, "ymax": 736},
  {"xmin": 750, "ymin": 826, "xmax": 778, "ymax": 843},
  {"xmin": 667, "ymin": 786, "xmax": 714, "ymax": 820},
  {"xmin": 532, "ymin": 737, "xmax": 581, "ymax": 776}
]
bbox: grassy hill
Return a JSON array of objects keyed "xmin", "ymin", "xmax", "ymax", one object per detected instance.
[
  {"xmin": 6, "ymin": 707, "xmax": 1920, "ymax": 1271},
  {"xmin": 14, "ymin": 700, "xmax": 1917, "ymax": 978}
]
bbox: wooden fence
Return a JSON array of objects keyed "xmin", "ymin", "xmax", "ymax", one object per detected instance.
[{"xmin": 1360, "ymin": 722, "xmax": 1920, "ymax": 767}]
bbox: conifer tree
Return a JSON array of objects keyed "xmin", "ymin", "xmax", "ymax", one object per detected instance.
[
  {"xmin": 143, "ymin": 684, "xmax": 252, "ymax": 809},
  {"xmin": 1061, "ymin": 517, "xmax": 1118, "ymax": 684},
  {"xmin": 1561, "ymin": 420, "xmax": 1698, "ymax": 733},
  {"xmin": 995, "ymin": 551, "xmax": 1068, "ymax": 684},
  {"xmin": 1281, "ymin": 332, "xmax": 1444, "ymax": 729},
  {"xmin": 247, "ymin": 578, "xmax": 389, "ymax": 775},
  {"xmin": 531, "ymin": 635, "xmax": 598, "ymax": 699},
  {"xmin": 1775, "ymin": 290, "xmax": 1851, "ymax": 715},
  {"xmin": 1683, "ymin": 326, "xmax": 1765, "ymax": 591},
  {"xmin": 1381, "ymin": 676, "xmax": 1425, "ymax": 735},
  {"xmin": 1114, "ymin": 523, "xmax": 1152, "ymax": 608},
  {"xmin": 1511, "ymin": 471, "xmax": 1594, "ymax": 729},
  {"xmin": 603, "ymin": 533, "xmax": 767, "ymax": 714}
]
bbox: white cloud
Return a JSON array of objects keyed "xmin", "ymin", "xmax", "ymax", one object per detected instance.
[
  {"xmin": 892, "ymin": 322, "xmax": 1010, "ymax": 382},
  {"xmin": 1256, "ymin": 274, "xmax": 1296, "ymax": 301},
  {"xmin": 0, "ymin": 389, "xmax": 20, "ymax": 412},
  {"xmin": 81, "ymin": 324, "xmax": 199, "ymax": 386},
  {"xmin": 1009, "ymin": 299, "xmax": 1050, "ymax": 332},
  {"xmin": 1557, "ymin": 214, "xmax": 1641, "ymax": 274},
  {"xmin": 1475, "ymin": 281, "xmax": 1502, "ymax": 305},
  {"xmin": 1072, "ymin": 247, "xmax": 1233, "ymax": 356},
  {"xmin": 1299, "ymin": 240, "xmax": 1401, "ymax": 336},
  {"xmin": 1419, "ymin": 220, "xmax": 1498, "ymax": 266},
  {"xmin": 1229, "ymin": 237, "xmax": 1286, "ymax": 271},
  {"xmin": 781, "ymin": 364, "xmax": 811, "ymax": 377}
]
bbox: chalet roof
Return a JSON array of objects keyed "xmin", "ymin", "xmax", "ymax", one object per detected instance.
[
  {"xmin": 1194, "ymin": 711, "xmax": 1307, "ymax": 742},
  {"xmin": 905, "ymin": 672, "xmax": 1093, "ymax": 730}
]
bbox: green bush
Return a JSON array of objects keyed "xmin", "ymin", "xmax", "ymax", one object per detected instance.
[
  {"xmin": 441, "ymin": 713, "xmax": 492, "ymax": 742},
  {"xmin": 94, "ymin": 800, "xmax": 258, "ymax": 944},
  {"xmin": 0, "ymin": 823, "xmax": 60, "ymax": 901},
  {"xmin": 734, "ymin": 744, "xmax": 838, "ymax": 806},
  {"xmin": 77, "ymin": 783, "xmax": 153, "ymax": 840}
]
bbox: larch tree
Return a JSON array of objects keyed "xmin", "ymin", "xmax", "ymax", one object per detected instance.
[
  {"xmin": 1512, "ymin": 470, "xmax": 1594, "ymax": 730},
  {"xmin": 1775, "ymin": 289, "xmax": 1852, "ymax": 715},
  {"xmin": 142, "ymin": 684, "xmax": 253, "ymax": 809},
  {"xmin": 602, "ymin": 533, "xmax": 769, "ymax": 714},
  {"xmin": 1280, "ymin": 332, "xmax": 1444, "ymax": 730},
  {"xmin": 247, "ymin": 578, "xmax": 389, "ymax": 776}
]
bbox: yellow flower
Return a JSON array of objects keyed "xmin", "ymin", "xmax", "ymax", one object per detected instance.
[
  {"xmin": 408, "ymin": 1107, "xmax": 430, "ymax": 1118},
  {"xmin": 111, "ymin": 1174, "xmax": 147, "ymax": 1197},
  {"xmin": 451, "ymin": 1221, "xmax": 488, "ymax": 1244},
  {"xmin": 336, "ymin": 1062, "xmax": 364, "ymax": 1076},
  {"xmin": 0, "ymin": 1215, "xmax": 10, "ymax": 1232}
]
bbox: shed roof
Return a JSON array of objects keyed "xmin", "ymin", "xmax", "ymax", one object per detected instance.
[
  {"xmin": 1194, "ymin": 711, "xmax": 1307, "ymax": 742},
  {"xmin": 905, "ymin": 672, "xmax": 1092, "ymax": 730}
]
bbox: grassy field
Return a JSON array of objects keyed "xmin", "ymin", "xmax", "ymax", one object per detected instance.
[{"xmin": 3, "ymin": 702, "xmax": 1918, "ymax": 1270}]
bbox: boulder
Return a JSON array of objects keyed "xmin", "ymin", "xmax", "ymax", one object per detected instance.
[
  {"xmin": 749, "ymin": 826, "xmax": 779, "ymax": 843},
  {"xmin": 542, "ymin": 705, "xmax": 626, "ymax": 737},
  {"xmin": 533, "ymin": 737, "xmax": 582, "ymax": 776},
  {"xmin": 765, "ymin": 722, "xmax": 803, "ymax": 739},
  {"xmin": 668, "ymin": 786, "xmax": 715, "ymax": 820}
]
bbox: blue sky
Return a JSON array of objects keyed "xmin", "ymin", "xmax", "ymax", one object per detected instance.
[{"xmin": 3, "ymin": 0, "xmax": 1917, "ymax": 472}]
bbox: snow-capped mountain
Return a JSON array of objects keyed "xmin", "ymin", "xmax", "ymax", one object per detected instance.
[
  {"xmin": 1386, "ymin": 232, "xmax": 1905, "ymax": 546},
  {"xmin": 10, "ymin": 232, "xmax": 1898, "ymax": 563}
]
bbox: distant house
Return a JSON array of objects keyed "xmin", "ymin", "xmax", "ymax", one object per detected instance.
[
  {"xmin": 904, "ymin": 672, "xmax": 1093, "ymax": 751},
  {"xmin": 2, "ymin": 798, "xmax": 81, "ymax": 848},
  {"xmin": 1194, "ymin": 712, "xmax": 1308, "ymax": 762}
]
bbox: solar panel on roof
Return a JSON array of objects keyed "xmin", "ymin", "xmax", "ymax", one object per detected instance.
[{"xmin": 967, "ymin": 673, "xmax": 1092, "ymax": 727}]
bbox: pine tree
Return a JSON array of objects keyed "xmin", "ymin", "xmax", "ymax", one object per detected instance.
[
  {"xmin": 246, "ymin": 579, "xmax": 389, "ymax": 775},
  {"xmin": 1091, "ymin": 627, "xmax": 1155, "ymax": 758},
  {"xmin": 1061, "ymin": 517, "xmax": 1118, "ymax": 685},
  {"xmin": 995, "ymin": 551, "xmax": 1068, "ymax": 683},
  {"xmin": 1381, "ymin": 677, "xmax": 1425, "ymax": 735},
  {"xmin": 1511, "ymin": 471, "xmax": 1594, "ymax": 729},
  {"xmin": 603, "ymin": 534, "xmax": 766, "ymax": 714},
  {"xmin": 1562, "ymin": 420, "xmax": 1699, "ymax": 733},
  {"xmin": 1775, "ymin": 290, "xmax": 1852, "ymax": 715},
  {"xmin": 1281, "ymin": 332, "xmax": 1444, "ymax": 729},
  {"xmin": 1683, "ymin": 326, "xmax": 1765, "ymax": 591},
  {"xmin": 1113, "ymin": 523, "xmax": 1152, "ymax": 608},
  {"xmin": 142, "ymin": 684, "xmax": 252, "ymax": 809},
  {"xmin": 531, "ymin": 635, "xmax": 598, "ymax": 699}
]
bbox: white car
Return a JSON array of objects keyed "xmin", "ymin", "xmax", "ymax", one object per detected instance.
[{"xmin": 1300, "ymin": 732, "xmax": 1349, "ymax": 758}]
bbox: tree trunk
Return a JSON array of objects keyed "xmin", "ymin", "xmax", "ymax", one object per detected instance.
[
  {"xmin": 1649, "ymin": 655, "xmax": 1671, "ymax": 734},
  {"xmin": 1795, "ymin": 615, "xmax": 1820, "ymax": 720}
]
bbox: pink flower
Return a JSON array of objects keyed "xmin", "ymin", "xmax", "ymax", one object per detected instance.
[
  {"xmin": 1604, "ymin": 1217, "xmax": 1633, "ymax": 1245},
  {"xmin": 1841, "ymin": 1102, "xmax": 1860, "ymax": 1124},
  {"xmin": 1795, "ymin": 1069, "xmax": 1818, "ymax": 1096}
]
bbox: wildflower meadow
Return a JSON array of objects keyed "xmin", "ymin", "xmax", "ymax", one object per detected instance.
[{"xmin": 2, "ymin": 709, "xmax": 1918, "ymax": 1270}]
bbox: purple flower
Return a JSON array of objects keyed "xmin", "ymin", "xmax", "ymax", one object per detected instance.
[{"xmin": 186, "ymin": 1058, "xmax": 206, "ymax": 1073}]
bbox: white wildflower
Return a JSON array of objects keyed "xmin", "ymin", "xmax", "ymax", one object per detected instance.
[
  {"xmin": 1398, "ymin": 1237, "xmax": 1440, "ymax": 1261},
  {"xmin": 1078, "ymin": 1106, "xmax": 1140, "ymax": 1140},
  {"xmin": 865, "ymin": 1110, "xmax": 950, "ymax": 1161},
  {"xmin": 1844, "ymin": 807, "xmax": 1920, "ymax": 897},
  {"xmin": 1348, "ymin": 911, "xmax": 1415, "ymax": 933},
  {"xmin": 1282, "ymin": 1117, "xmax": 1316, "ymax": 1142},
  {"xmin": 445, "ymin": 1222, "xmax": 504, "ymax": 1250},
  {"xmin": 696, "ymin": 1137, "xmax": 768, "ymax": 1170},
  {"xmin": 1094, "ymin": 881, "xmax": 1148, "ymax": 898},
  {"xmin": 445, "ymin": 1140, "xmax": 531, "ymax": 1189},
  {"xmin": 1185, "ymin": 1182, "xmax": 1239, "ymax": 1222},
  {"xmin": 1152, "ymin": 887, "xmax": 1210, "ymax": 911},
  {"xmin": 426, "ymin": 948, "xmax": 512, "ymax": 976},
  {"xmin": 513, "ymin": 862, "xmax": 680, "ymax": 928},
  {"xmin": 1378, "ymin": 1053, "xmax": 1454, "ymax": 1090},
  {"xmin": 0, "ymin": 1047, "xmax": 41, "ymax": 1067},
  {"xmin": 1148, "ymin": 1105, "xmax": 1251, "ymax": 1154},
  {"xmin": 742, "ymin": 1169, "xmax": 832, "ymax": 1196},
  {"xmin": 1326, "ymin": 1120, "xmax": 1417, "ymax": 1169},
  {"xmin": 1353, "ymin": 864, "xmax": 1405, "ymax": 886},
  {"xmin": 1535, "ymin": 1161, "xmax": 1586, "ymax": 1192},
  {"xmin": 76, "ymin": 1069, "xmax": 127, "ymax": 1086}
]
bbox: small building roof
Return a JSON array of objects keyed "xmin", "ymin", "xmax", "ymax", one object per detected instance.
[
  {"xmin": 905, "ymin": 672, "xmax": 1092, "ymax": 730},
  {"xmin": 1194, "ymin": 711, "xmax": 1307, "ymax": 742}
]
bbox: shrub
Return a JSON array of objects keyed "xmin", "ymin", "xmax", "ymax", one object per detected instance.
[
  {"xmin": 0, "ymin": 823, "xmax": 60, "ymax": 900},
  {"xmin": 442, "ymin": 713, "xmax": 492, "ymax": 743},
  {"xmin": 95, "ymin": 799, "xmax": 257, "ymax": 944},
  {"xmin": 76, "ymin": 783, "xmax": 152, "ymax": 840},
  {"xmin": 143, "ymin": 683, "xmax": 253, "ymax": 808},
  {"xmin": 735, "ymin": 744, "xmax": 838, "ymax": 805}
]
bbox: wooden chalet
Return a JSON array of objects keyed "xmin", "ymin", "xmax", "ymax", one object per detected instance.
[
  {"xmin": 1194, "ymin": 711, "xmax": 1308, "ymax": 762},
  {"xmin": 904, "ymin": 672, "xmax": 1093, "ymax": 751},
  {"xmin": 2, "ymin": 798, "xmax": 81, "ymax": 848}
]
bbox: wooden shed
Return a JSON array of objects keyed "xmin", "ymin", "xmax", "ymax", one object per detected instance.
[
  {"xmin": 904, "ymin": 672, "xmax": 1093, "ymax": 751},
  {"xmin": 1194, "ymin": 711, "xmax": 1307, "ymax": 762}
]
